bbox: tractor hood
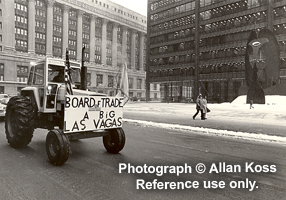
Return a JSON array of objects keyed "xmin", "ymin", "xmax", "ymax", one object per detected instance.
[{"xmin": 72, "ymin": 89, "xmax": 107, "ymax": 96}]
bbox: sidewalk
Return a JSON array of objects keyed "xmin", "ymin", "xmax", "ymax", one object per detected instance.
[{"xmin": 123, "ymin": 96, "xmax": 286, "ymax": 138}]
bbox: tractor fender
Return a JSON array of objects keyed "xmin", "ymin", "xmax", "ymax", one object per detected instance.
[{"xmin": 21, "ymin": 87, "xmax": 40, "ymax": 112}]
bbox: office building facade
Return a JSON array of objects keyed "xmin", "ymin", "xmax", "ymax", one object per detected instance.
[
  {"xmin": 0, "ymin": 0, "xmax": 160, "ymax": 100},
  {"xmin": 147, "ymin": 0, "xmax": 286, "ymax": 102}
]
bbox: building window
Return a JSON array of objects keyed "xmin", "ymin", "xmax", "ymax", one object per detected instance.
[
  {"xmin": 17, "ymin": 65, "xmax": 28, "ymax": 83},
  {"xmin": 128, "ymin": 78, "xmax": 133, "ymax": 89},
  {"xmin": 137, "ymin": 79, "xmax": 142, "ymax": 89},
  {"xmin": 96, "ymin": 74, "xmax": 103, "ymax": 86},
  {"xmin": 153, "ymin": 83, "xmax": 157, "ymax": 90},
  {"xmin": 87, "ymin": 73, "xmax": 91, "ymax": 86},
  {"xmin": 95, "ymin": 54, "xmax": 101, "ymax": 63},
  {"xmin": 0, "ymin": 63, "xmax": 4, "ymax": 81},
  {"xmin": 108, "ymin": 75, "xmax": 114, "ymax": 87}
]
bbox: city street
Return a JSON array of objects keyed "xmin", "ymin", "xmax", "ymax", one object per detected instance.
[{"xmin": 0, "ymin": 103, "xmax": 285, "ymax": 200}]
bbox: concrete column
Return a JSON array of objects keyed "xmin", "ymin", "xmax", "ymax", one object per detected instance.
[
  {"xmin": 62, "ymin": 5, "xmax": 70, "ymax": 58},
  {"xmin": 194, "ymin": 0, "xmax": 200, "ymax": 99},
  {"xmin": 139, "ymin": 32, "xmax": 145, "ymax": 71},
  {"xmin": 267, "ymin": 0, "xmax": 274, "ymax": 31},
  {"xmin": 76, "ymin": 10, "xmax": 84, "ymax": 61},
  {"xmin": 206, "ymin": 81, "xmax": 212, "ymax": 101},
  {"xmin": 220, "ymin": 81, "xmax": 225, "ymax": 102},
  {"xmin": 2, "ymin": 0, "xmax": 15, "ymax": 51},
  {"xmin": 89, "ymin": 15, "xmax": 96, "ymax": 63},
  {"xmin": 46, "ymin": 0, "xmax": 55, "ymax": 57},
  {"xmin": 101, "ymin": 19, "xmax": 108, "ymax": 65},
  {"xmin": 28, "ymin": 0, "xmax": 35, "ymax": 54},
  {"xmin": 227, "ymin": 80, "xmax": 234, "ymax": 102},
  {"xmin": 131, "ymin": 30, "xmax": 136, "ymax": 70},
  {"xmin": 112, "ymin": 23, "xmax": 118, "ymax": 67},
  {"xmin": 121, "ymin": 26, "xmax": 128, "ymax": 65}
]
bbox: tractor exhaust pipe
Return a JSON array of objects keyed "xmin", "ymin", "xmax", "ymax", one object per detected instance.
[{"xmin": 81, "ymin": 47, "xmax": 87, "ymax": 90}]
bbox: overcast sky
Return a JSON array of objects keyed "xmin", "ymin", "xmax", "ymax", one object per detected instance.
[{"xmin": 109, "ymin": 0, "xmax": 147, "ymax": 16}]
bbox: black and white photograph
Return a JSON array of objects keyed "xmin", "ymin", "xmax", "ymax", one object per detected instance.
[{"xmin": 0, "ymin": 0, "xmax": 285, "ymax": 199}]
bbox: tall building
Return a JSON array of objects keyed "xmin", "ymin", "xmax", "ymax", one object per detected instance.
[
  {"xmin": 0, "ymin": 0, "xmax": 154, "ymax": 100},
  {"xmin": 147, "ymin": 0, "xmax": 286, "ymax": 103}
]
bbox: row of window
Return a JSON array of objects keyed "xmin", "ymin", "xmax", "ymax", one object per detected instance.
[
  {"xmin": 15, "ymin": 2, "xmax": 27, "ymax": 12},
  {"xmin": 69, "ymin": 30, "xmax": 77, "ymax": 36},
  {"xmin": 15, "ymin": 28, "xmax": 27, "ymax": 36},
  {"xmin": 151, "ymin": 15, "xmax": 194, "ymax": 32},
  {"xmin": 16, "ymin": 39, "xmax": 27, "ymax": 47},
  {"xmin": 36, "ymin": 32, "xmax": 45, "ymax": 40},
  {"xmin": 68, "ymin": 39, "xmax": 76, "ymax": 46},
  {"xmin": 150, "ymin": 0, "xmax": 185, "ymax": 11},
  {"xmin": 69, "ymin": 20, "xmax": 77, "ymax": 27},
  {"xmin": 0, "ymin": 64, "xmax": 29, "ymax": 83},
  {"xmin": 53, "ymin": 46, "xmax": 62, "ymax": 55},
  {"xmin": 151, "ymin": 27, "xmax": 195, "ymax": 44},
  {"xmin": 53, "ymin": 36, "xmax": 61, "ymax": 43},
  {"xmin": 90, "ymin": 0, "xmax": 146, "ymax": 23},
  {"xmin": 151, "ymin": 2, "xmax": 195, "ymax": 22},
  {"xmin": 149, "ymin": 63, "xmax": 245, "ymax": 78},
  {"xmin": 274, "ymin": 6, "xmax": 286, "ymax": 19},
  {"xmin": 152, "ymin": 9, "xmax": 267, "ymax": 34},
  {"xmin": 201, "ymin": 12, "xmax": 267, "ymax": 34},
  {"xmin": 35, "ymin": 43, "xmax": 45, "ymax": 51},
  {"xmin": 151, "ymin": 0, "xmax": 266, "ymax": 22},
  {"xmin": 36, "ymin": 9, "xmax": 46, "ymax": 18},
  {"xmin": 83, "ymin": 33, "xmax": 90, "ymax": 40},
  {"xmin": 15, "ymin": 15, "xmax": 27, "ymax": 24},
  {"xmin": 54, "ymin": 6, "xmax": 62, "ymax": 14},
  {"xmin": 54, "ymin": 15, "xmax": 62, "ymax": 23},
  {"xmin": 93, "ymin": 74, "xmax": 143, "ymax": 90},
  {"xmin": 83, "ymin": 43, "xmax": 90, "ymax": 49},
  {"xmin": 273, "ymin": 23, "xmax": 286, "ymax": 35},
  {"xmin": 201, "ymin": 1, "xmax": 266, "ymax": 19},
  {"xmin": 151, "ymin": 44, "xmax": 247, "ymax": 65},
  {"xmin": 36, "ymin": 20, "xmax": 46, "ymax": 29}
]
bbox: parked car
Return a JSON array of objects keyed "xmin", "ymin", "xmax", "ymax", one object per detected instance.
[
  {"xmin": 131, "ymin": 96, "xmax": 138, "ymax": 101},
  {"xmin": 0, "ymin": 103, "xmax": 6, "ymax": 121},
  {"xmin": 0, "ymin": 94, "xmax": 9, "ymax": 105}
]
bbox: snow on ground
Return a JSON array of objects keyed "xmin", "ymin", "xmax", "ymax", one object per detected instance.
[
  {"xmin": 124, "ymin": 119, "xmax": 286, "ymax": 144},
  {"xmin": 124, "ymin": 95, "xmax": 286, "ymax": 144}
]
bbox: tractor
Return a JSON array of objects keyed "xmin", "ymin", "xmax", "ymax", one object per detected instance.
[{"xmin": 5, "ymin": 50, "xmax": 126, "ymax": 165}]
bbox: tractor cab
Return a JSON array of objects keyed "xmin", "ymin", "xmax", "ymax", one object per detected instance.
[{"xmin": 24, "ymin": 58, "xmax": 81, "ymax": 113}]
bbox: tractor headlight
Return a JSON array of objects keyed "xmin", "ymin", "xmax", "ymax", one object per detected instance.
[{"xmin": 47, "ymin": 85, "xmax": 52, "ymax": 95}]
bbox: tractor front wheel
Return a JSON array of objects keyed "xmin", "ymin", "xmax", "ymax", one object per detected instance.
[
  {"xmin": 5, "ymin": 96, "xmax": 36, "ymax": 148},
  {"xmin": 46, "ymin": 129, "xmax": 70, "ymax": 165},
  {"xmin": 103, "ymin": 128, "xmax": 125, "ymax": 153}
]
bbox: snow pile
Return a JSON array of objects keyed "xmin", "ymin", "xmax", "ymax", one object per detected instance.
[
  {"xmin": 231, "ymin": 95, "xmax": 286, "ymax": 106},
  {"xmin": 231, "ymin": 95, "xmax": 247, "ymax": 105},
  {"xmin": 124, "ymin": 119, "xmax": 286, "ymax": 144}
]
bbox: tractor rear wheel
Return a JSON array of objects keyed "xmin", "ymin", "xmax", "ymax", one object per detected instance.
[
  {"xmin": 103, "ymin": 128, "xmax": 125, "ymax": 153},
  {"xmin": 5, "ymin": 96, "xmax": 36, "ymax": 148},
  {"xmin": 46, "ymin": 129, "xmax": 70, "ymax": 165}
]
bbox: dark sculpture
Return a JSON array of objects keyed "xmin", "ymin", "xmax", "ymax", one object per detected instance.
[{"xmin": 245, "ymin": 28, "xmax": 280, "ymax": 104}]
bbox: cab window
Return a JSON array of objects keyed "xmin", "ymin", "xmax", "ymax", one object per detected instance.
[
  {"xmin": 33, "ymin": 64, "xmax": 44, "ymax": 85},
  {"xmin": 27, "ymin": 66, "xmax": 34, "ymax": 85}
]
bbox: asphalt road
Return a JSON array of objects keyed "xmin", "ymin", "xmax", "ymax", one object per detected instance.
[{"xmin": 0, "ymin": 120, "xmax": 285, "ymax": 200}]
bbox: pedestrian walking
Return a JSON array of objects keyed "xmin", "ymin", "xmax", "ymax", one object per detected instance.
[
  {"xmin": 200, "ymin": 96, "xmax": 208, "ymax": 120},
  {"xmin": 193, "ymin": 94, "xmax": 202, "ymax": 120},
  {"xmin": 250, "ymin": 99, "xmax": 254, "ymax": 109}
]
